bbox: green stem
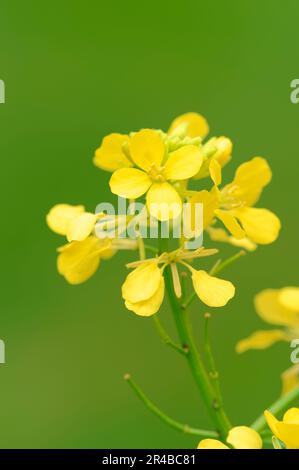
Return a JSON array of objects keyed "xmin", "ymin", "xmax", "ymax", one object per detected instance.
[
  {"xmin": 251, "ymin": 384, "xmax": 299, "ymax": 432},
  {"xmin": 159, "ymin": 237, "xmax": 232, "ymax": 439},
  {"xmin": 153, "ymin": 315, "xmax": 188, "ymax": 356},
  {"xmin": 124, "ymin": 374, "xmax": 218, "ymax": 438},
  {"xmin": 182, "ymin": 250, "xmax": 245, "ymax": 310},
  {"xmin": 211, "ymin": 250, "xmax": 246, "ymax": 276}
]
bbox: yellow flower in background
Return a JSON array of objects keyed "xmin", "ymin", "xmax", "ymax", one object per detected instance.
[
  {"xmin": 47, "ymin": 203, "xmax": 137, "ymax": 284},
  {"xmin": 191, "ymin": 157, "xmax": 281, "ymax": 246},
  {"xmin": 122, "ymin": 247, "xmax": 235, "ymax": 316},
  {"xmin": 197, "ymin": 426, "xmax": 262, "ymax": 449},
  {"xmin": 237, "ymin": 286, "xmax": 299, "ymax": 395},
  {"xmin": 236, "ymin": 287, "xmax": 299, "ymax": 353},
  {"xmin": 265, "ymin": 408, "xmax": 299, "ymax": 449},
  {"xmin": 110, "ymin": 128, "xmax": 203, "ymax": 220}
]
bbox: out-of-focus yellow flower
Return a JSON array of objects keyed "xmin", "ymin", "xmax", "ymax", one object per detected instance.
[
  {"xmin": 110, "ymin": 129, "xmax": 203, "ymax": 220},
  {"xmin": 265, "ymin": 408, "xmax": 299, "ymax": 449},
  {"xmin": 93, "ymin": 133, "xmax": 132, "ymax": 171},
  {"xmin": 191, "ymin": 157, "xmax": 281, "ymax": 246},
  {"xmin": 237, "ymin": 287, "xmax": 299, "ymax": 396},
  {"xmin": 197, "ymin": 426, "xmax": 262, "ymax": 449},
  {"xmin": 206, "ymin": 226, "xmax": 257, "ymax": 251},
  {"xmin": 236, "ymin": 287, "xmax": 299, "ymax": 353},
  {"xmin": 47, "ymin": 203, "xmax": 137, "ymax": 284},
  {"xmin": 122, "ymin": 247, "xmax": 235, "ymax": 316}
]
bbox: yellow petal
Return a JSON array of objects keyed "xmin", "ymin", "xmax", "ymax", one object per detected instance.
[
  {"xmin": 191, "ymin": 270, "xmax": 235, "ymax": 307},
  {"xmin": 164, "ymin": 145, "xmax": 203, "ymax": 180},
  {"xmin": 190, "ymin": 190, "xmax": 219, "ymax": 230},
  {"xmin": 66, "ymin": 212, "xmax": 97, "ymax": 242},
  {"xmin": 236, "ymin": 330, "xmax": 288, "ymax": 354},
  {"xmin": 213, "ymin": 136, "xmax": 232, "ymax": 167},
  {"xmin": 57, "ymin": 236, "xmax": 111, "ymax": 284},
  {"xmin": 279, "ymin": 287, "xmax": 299, "ymax": 312},
  {"xmin": 265, "ymin": 410, "xmax": 299, "ymax": 449},
  {"xmin": 207, "ymin": 226, "xmax": 257, "ymax": 251},
  {"xmin": 192, "ymin": 136, "xmax": 232, "ymax": 180},
  {"xmin": 146, "ymin": 182, "xmax": 182, "ymax": 221},
  {"xmin": 46, "ymin": 204, "xmax": 85, "ymax": 236},
  {"xmin": 233, "ymin": 207, "xmax": 281, "ymax": 244},
  {"xmin": 125, "ymin": 278, "xmax": 164, "ymax": 317},
  {"xmin": 225, "ymin": 157, "xmax": 272, "ymax": 206},
  {"xmin": 281, "ymin": 365, "xmax": 299, "ymax": 395},
  {"xmin": 215, "ymin": 209, "xmax": 245, "ymax": 239},
  {"xmin": 93, "ymin": 133, "xmax": 132, "ymax": 171},
  {"xmin": 209, "ymin": 159, "xmax": 222, "ymax": 186},
  {"xmin": 227, "ymin": 426, "xmax": 262, "ymax": 449},
  {"xmin": 283, "ymin": 408, "xmax": 299, "ymax": 425},
  {"xmin": 255, "ymin": 289, "xmax": 299, "ymax": 327},
  {"xmin": 109, "ymin": 168, "xmax": 152, "ymax": 199},
  {"xmin": 168, "ymin": 112, "xmax": 209, "ymax": 139},
  {"xmin": 197, "ymin": 439, "xmax": 229, "ymax": 449},
  {"xmin": 122, "ymin": 262, "xmax": 162, "ymax": 303},
  {"xmin": 129, "ymin": 129, "xmax": 165, "ymax": 171}
]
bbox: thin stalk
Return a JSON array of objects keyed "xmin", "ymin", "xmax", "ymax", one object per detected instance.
[
  {"xmin": 159, "ymin": 237, "xmax": 232, "ymax": 439},
  {"xmin": 153, "ymin": 315, "xmax": 188, "ymax": 356},
  {"xmin": 251, "ymin": 384, "xmax": 299, "ymax": 432},
  {"xmin": 124, "ymin": 374, "xmax": 219, "ymax": 439}
]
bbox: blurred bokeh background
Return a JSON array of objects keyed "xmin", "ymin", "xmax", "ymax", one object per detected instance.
[{"xmin": 0, "ymin": 0, "xmax": 298, "ymax": 448}]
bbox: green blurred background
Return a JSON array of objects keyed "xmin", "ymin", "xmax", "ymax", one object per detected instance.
[{"xmin": 0, "ymin": 0, "xmax": 298, "ymax": 448}]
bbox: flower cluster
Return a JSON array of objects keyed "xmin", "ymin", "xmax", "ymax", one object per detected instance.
[
  {"xmin": 47, "ymin": 112, "xmax": 280, "ymax": 313},
  {"xmin": 46, "ymin": 112, "xmax": 293, "ymax": 450}
]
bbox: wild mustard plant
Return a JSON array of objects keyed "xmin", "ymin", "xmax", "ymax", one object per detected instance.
[{"xmin": 47, "ymin": 112, "xmax": 299, "ymax": 448}]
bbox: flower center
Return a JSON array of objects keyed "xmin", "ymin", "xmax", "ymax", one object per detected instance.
[{"xmin": 147, "ymin": 162, "xmax": 166, "ymax": 183}]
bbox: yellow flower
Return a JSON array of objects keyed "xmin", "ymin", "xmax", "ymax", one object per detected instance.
[
  {"xmin": 191, "ymin": 157, "xmax": 281, "ymax": 246},
  {"xmin": 168, "ymin": 112, "xmax": 209, "ymax": 139},
  {"xmin": 197, "ymin": 426, "xmax": 262, "ymax": 449},
  {"xmin": 265, "ymin": 408, "xmax": 299, "ymax": 449},
  {"xmin": 93, "ymin": 133, "xmax": 132, "ymax": 171},
  {"xmin": 122, "ymin": 247, "xmax": 235, "ymax": 316},
  {"xmin": 122, "ymin": 262, "xmax": 165, "ymax": 317},
  {"xmin": 236, "ymin": 287, "xmax": 299, "ymax": 353},
  {"xmin": 168, "ymin": 113, "xmax": 232, "ymax": 178},
  {"xmin": 47, "ymin": 203, "xmax": 137, "ymax": 284},
  {"xmin": 46, "ymin": 203, "xmax": 98, "ymax": 242},
  {"xmin": 57, "ymin": 236, "xmax": 113, "ymax": 284},
  {"xmin": 193, "ymin": 136, "xmax": 233, "ymax": 180},
  {"xmin": 110, "ymin": 128, "xmax": 203, "ymax": 220}
]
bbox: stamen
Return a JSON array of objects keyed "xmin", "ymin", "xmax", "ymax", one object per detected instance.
[{"xmin": 170, "ymin": 263, "xmax": 182, "ymax": 298}]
